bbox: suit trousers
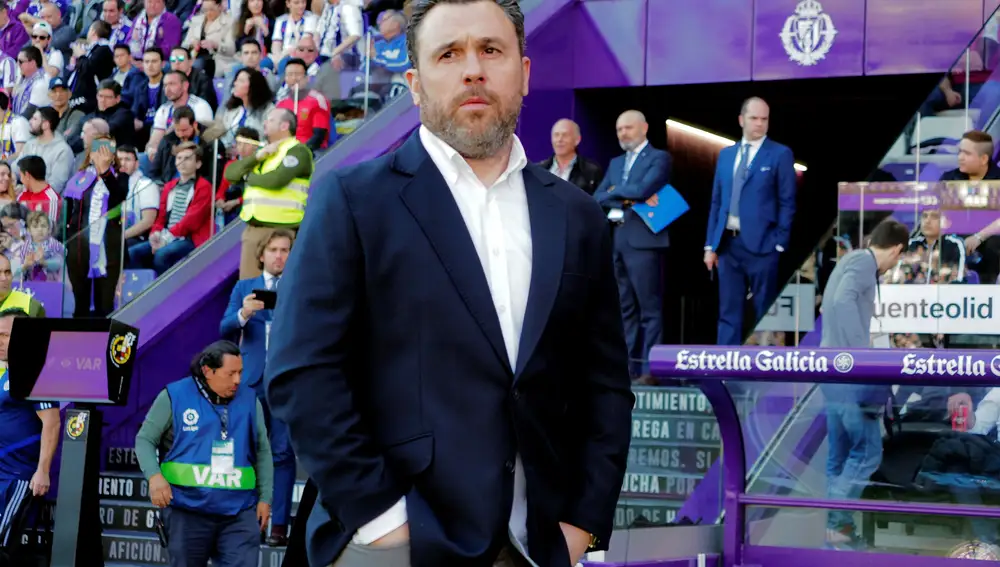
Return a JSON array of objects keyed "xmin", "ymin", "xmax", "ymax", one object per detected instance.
[
  {"xmin": 240, "ymin": 223, "xmax": 298, "ymax": 280},
  {"xmin": 331, "ymin": 543, "xmax": 534, "ymax": 567},
  {"xmin": 716, "ymin": 230, "xmax": 780, "ymax": 345}
]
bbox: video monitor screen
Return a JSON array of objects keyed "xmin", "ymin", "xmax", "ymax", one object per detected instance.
[{"xmin": 28, "ymin": 331, "xmax": 110, "ymax": 402}]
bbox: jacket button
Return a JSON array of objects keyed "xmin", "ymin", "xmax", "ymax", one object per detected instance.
[
  {"xmin": 505, "ymin": 460, "xmax": 515, "ymax": 473},
  {"xmin": 511, "ymin": 388, "xmax": 521, "ymax": 401}
]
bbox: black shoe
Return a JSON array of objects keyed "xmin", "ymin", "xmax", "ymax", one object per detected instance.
[{"xmin": 265, "ymin": 534, "xmax": 288, "ymax": 547}]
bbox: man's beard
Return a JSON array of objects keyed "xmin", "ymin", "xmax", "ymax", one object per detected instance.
[
  {"xmin": 619, "ymin": 140, "xmax": 638, "ymax": 152},
  {"xmin": 29, "ymin": 127, "xmax": 41, "ymax": 137},
  {"xmin": 419, "ymin": 85, "xmax": 521, "ymax": 160}
]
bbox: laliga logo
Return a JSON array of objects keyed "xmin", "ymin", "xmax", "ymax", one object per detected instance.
[{"xmin": 109, "ymin": 332, "xmax": 136, "ymax": 368}]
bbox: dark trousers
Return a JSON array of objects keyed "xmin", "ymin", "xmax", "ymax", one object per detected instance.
[
  {"xmin": 127, "ymin": 237, "xmax": 195, "ymax": 275},
  {"xmin": 66, "ymin": 220, "xmax": 123, "ymax": 317},
  {"xmin": 612, "ymin": 230, "xmax": 663, "ymax": 376},
  {"xmin": 716, "ymin": 230, "xmax": 780, "ymax": 345},
  {"xmin": 254, "ymin": 381, "xmax": 296, "ymax": 527},
  {"xmin": 162, "ymin": 505, "xmax": 259, "ymax": 567}
]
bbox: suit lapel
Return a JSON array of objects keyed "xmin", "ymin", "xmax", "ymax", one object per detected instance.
[
  {"xmin": 743, "ymin": 139, "xmax": 770, "ymax": 183},
  {"xmin": 515, "ymin": 165, "xmax": 564, "ymax": 378},
  {"xmin": 395, "ymin": 134, "xmax": 512, "ymax": 374}
]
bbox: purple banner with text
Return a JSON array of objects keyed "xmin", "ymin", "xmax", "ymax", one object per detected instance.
[
  {"xmin": 650, "ymin": 345, "xmax": 1000, "ymax": 385},
  {"xmin": 838, "ymin": 181, "xmax": 1000, "ymax": 235}
]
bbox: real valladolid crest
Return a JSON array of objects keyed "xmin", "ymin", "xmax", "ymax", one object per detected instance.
[{"xmin": 673, "ymin": 349, "xmax": 1000, "ymax": 378}]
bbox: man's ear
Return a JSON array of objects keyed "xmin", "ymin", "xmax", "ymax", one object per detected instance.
[{"xmin": 404, "ymin": 68, "xmax": 420, "ymax": 106}]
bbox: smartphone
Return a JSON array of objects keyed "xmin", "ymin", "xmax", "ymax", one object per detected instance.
[
  {"xmin": 252, "ymin": 289, "xmax": 277, "ymax": 310},
  {"xmin": 91, "ymin": 139, "xmax": 115, "ymax": 154}
]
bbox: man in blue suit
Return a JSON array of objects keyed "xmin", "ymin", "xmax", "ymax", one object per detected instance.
[
  {"xmin": 219, "ymin": 228, "xmax": 295, "ymax": 547},
  {"xmin": 265, "ymin": 0, "xmax": 634, "ymax": 565},
  {"xmin": 704, "ymin": 97, "xmax": 797, "ymax": 345},
  {"xmin": 594, "ymin": 110, "xmax": 671, "ymax": 378}
]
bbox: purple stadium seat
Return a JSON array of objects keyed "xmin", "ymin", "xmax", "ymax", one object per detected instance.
[
  {"xmin": 339, "ymin": 71, "xmax": 363, "ymax": 99},
  {"xmin": 215, "ymin": 79, "xmax": 226, "ymax": 106},
  {"xmin": 965, "ymin": 270, "xmax": 980, "ymax": 284},
  {"xmin": 117, "ymin": 269, "xmax": 157, "ymax": 309}
]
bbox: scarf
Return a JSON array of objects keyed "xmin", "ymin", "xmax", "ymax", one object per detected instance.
[
  {"xmin": 318, "ymin": 3, "xmax": 341, "ymax": 57},
  {"xmin": 18, "ymin": 236, "xmax": 62, "ymax": 282},
  {"xmin": 65, "ymin": 168, "xmax": 110, "ymax": 279},
  {"xmin": 13, "ymin": 70, "xmax": 44, "ymax": 115},
  {"xmin": 129, "ymin": 11, "xmax": 162, "ymax": 56}
]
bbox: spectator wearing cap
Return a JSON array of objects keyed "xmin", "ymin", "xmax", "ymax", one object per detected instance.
[
  {"xmin": 18, "ymin": 3, "xmax": 75, "ymax": 60},
  {"xmin": 46, "ymin": 77, "xmax": 82, "ymax": 138},
  {"xmin": 30, "ymin": 22, "xmax": 63, "ymax": 77},
  {"xmin": 18, "ymin": 106, "xmax": 73, "ymax": 194},
  {"xmin": 67, "ymin": 79, "xmax": 135, "ymax": 153},
  {"xmin": 65, "ymin": 21, "xmax": 115, "ymax": 115},
  {"xmin": 0, "ymin": 4, "xmax": 29, "ymax": 61}
]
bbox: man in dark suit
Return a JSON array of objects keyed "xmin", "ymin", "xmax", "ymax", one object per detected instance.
[
  {"xmin": 265, "ymin": 0, "xmax": 633, "ymax": 565},
  {"xmin": 67, "ymin": 20, "xmax": 115, "ymax": 115},
  {"xmin": 704, "ymin": 97, "xmax": 797, "ymax": 345},
  {"xmin": 219, "ymin": 228, "xmax": 295, "ymax": 547},
  {"xmin": 593, "ymin": 110, "xmax": 671, "ymax": 378},
  {"xmin": 538, "ymin": 118, "xmax": 603, "ymax": 195}
]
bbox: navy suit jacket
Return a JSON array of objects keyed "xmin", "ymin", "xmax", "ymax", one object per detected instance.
[
  {"xmin": 593, "ymin": 144, "xmax": 672, "ymax": 249},
  {"xmin": 265, "ymin": 131, "xmax": 633, "ymax": 567},
  {"xmin": 119, "ymin": 67, "xmax": 145, "ymax": 107},
  {"xmin": 705, "ymin": 138, "xmax": 797, "ymax": 254},
  {"xmin": 220, "ymin": 276, "xmax": 270, "ymax": 392}
]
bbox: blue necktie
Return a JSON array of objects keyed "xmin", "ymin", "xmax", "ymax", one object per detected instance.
[
  {"xmin": 622, "ymin": 152, "xmax": 636, "ymax": 183},
  {"xmin": 729, "ymin": 144, "xmax": 750, "ymax": 219}
]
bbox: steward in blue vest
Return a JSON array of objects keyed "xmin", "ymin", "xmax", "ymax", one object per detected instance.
[{"xmin": 135, "ymin": 341, "xmax": 274, "ymax": 567}]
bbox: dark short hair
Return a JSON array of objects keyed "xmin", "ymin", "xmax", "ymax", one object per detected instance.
[
  {"xmin": 962, "ymin": 130, "xmax": 994, "ymax": 157},
  {"xmin": 98, "ymin": 79, "xmax": 121, "ymax": 97},
  {"xmin": 869, "ymin": 218, "xmax": 910, "ymax": 250},
  {"xmin": 116, "ymin": 144, "xmax": 138, "ymax": 159},
  {"xmin": 113, "ymin": 42, "xmax": 130, "ymax": 54},
  {"xmin": 17, "ymin": 155, "xmax": 46, "ymax": 181},
  {"xmin": 0, "ymin": 308, "xmax": 28, "ymax": 319},
  {"xmin": 283, "ymin": 57, "xmax": 307, "ymax": 74},
  {"xmin": 19, "ymin": 46, "xmax": 42, "ymax": 68},
  {"xmin": 406, "ymin": 0, "xmax": 524, "ymax": 67},
  {"xmin": 165, "ymin": 69, "xmax": 189, "ymax": 84},
  {"xmin": 273, "ymin": 107, "xmax": 297, "ymax": 136},
  {"xmin": 143, "ymin": 47, "xmax": 164, "ymax": 60},
  {"xmin": 257, "ymin": 228, "xmax": 295, "ymax": 269},
  {"xmin": 238, "ymin": 37, "xmax": 261, "ymax": 52},
  {"xmin": 172, "ymin": 141, "xmax": 202, "ymax": 160},
  {"xmin": 91, "ymin": 20, "xmax": 111, "ymax": 39},
  {"xmin": 173, "ymin": 105, "xmax": 196, "ymax": 126},
  {"xmin": 235, "ymin": 126, "xmax": 259, "ymax": 141},
  {"xmin": 35, "ymin": 106, "xmax": 58, "ymax": 132},
  {"xmin": 190, "ymin": 340, "xmax": 241, "ymax": 379}
]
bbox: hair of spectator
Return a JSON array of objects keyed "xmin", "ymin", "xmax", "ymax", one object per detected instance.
[
  {"xmin": 284, "ymin": 57, "xmax": 307, "ymax": 74},
  {"xmin": 143, "ymin": 47, "xmax": 164, "ymax": 60},
  {"xmin": 0, "ymin": 308, "xmax": 28, "ymax": 319},
  {"xmin": 227, "ymin": 67, "xmax": 273, "ymax": 111},
  {"xmin": 36, "ymin": 106, "xmax": 58, "ymax": 132},
  {"xmin": 190, "ymin": 340, "xmax": 241, "ymax": 379},
  {"xmin": 85, "ymin": 118, "xmax": 110, "ymax": 137},
  {"xmin": 0, "ymin": 92, "xmax": 9, "ymax": 112},
  {"xmin": 17, "ymin": 155, "xmax": 45, "ymax": 181},
  {"xmin": 0, "ymin": 203, "xmax": 27, "ymax": 222},
  {"xmin": 235, "ymin": 127, "xmax": 260, "ymax": 141},
  {"xmin": 962, "ymin": 130, "xmax": 994, "ymax": 158},
  {"xmin": 173, "ymin": 105, "xmax": 196, "ymax": 126},
  {"xmin": 19, "ymin": 46, "xmax": 41, "ymax": 68},
  {"xmin": 26, "ymin": 210, "xmax": 49, "ymax": 230},
  {"xmin": 172, "ymin": 141, "xmax": 202, "ymax": 160},
  {"xmin": 406, "ymin": 0, "xmax": 524, "ymax": 67},
  {"xmin": 91, "ymin": 20, "xmax": 112, "ymax": 39},
  {"xmin": 740, "ymin": 96, "xmax": 768, "ymax": 115},
  {"xmin": 384, "ymin": 9, "xmax": 407, "ymax": 27},
  {"xmin": 274, "ymin": 107, "xmax": 297, "ymax": 136},
  {"xmin": 237, "ymin": 37, "xmax": 261, "ymax": 52},
  {"xmin": 172, "ymin": 46, "xmax": 191, "ymax": 59},
  {"xmin": 111, "ymin": 0, "xmax": 125, "ymax": 11},
  {"xmin": 166, "ymin": 69, "xmax": 189, "ymax": 84},
  {"xmin": 113, "ymin": 42, "xmax": 130, "ymax": 54},
  {"xmin": 869, "ymin": 218, "xmax": 910, "ymax": 251},
  {"xmin": 117, "ymin": 144, "xmax": 138, "ymax": 159},
  {"xmin": 257, "ymin": 228, "xmax": 295, "ymax": 269},
  {"xmin": 98, "ymin": 79, "xmax": 122, "ymax": 97}
]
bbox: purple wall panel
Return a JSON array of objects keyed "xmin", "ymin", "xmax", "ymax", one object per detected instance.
[
  {"xmin": 987, "ymin": 0, "xmax": 1000, "ymax": 20},
  {"xmin": 753, "ymin": 0, "xmax": 866, "ymax": 80},
  {"xmin": 865, "ymin": 0, "xmax": 984, "ymax": 75},
  {"xmin": 518, "ymin": 89, "xmax": 575, "ymax": 161},
  {"xmin": 526, "ymin": 6, "xmax": 577, "ymax": 91},
  {"xmin": 574, "ymin": 0, "xmax": 647, "ymax": 88},
  {"xmin": 645, "ymin": 0, "xmax": 753, "ymax": 85}
]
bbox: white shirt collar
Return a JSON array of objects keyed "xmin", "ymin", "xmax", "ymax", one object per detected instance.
[
  {"xmin": 740, "ymin": 135, "xmax": 766, "ymax": 149},
  {"xmin": 629, "ymin": 140, "xmax": 648, "ymax": 156},
  {"xmin": 418, "ymin": 125, "xmax": 528, "ymax": 188}
]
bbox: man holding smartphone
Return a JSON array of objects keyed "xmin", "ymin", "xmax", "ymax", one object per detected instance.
[{"xmin": 219, "ymin": 228, "xmax": 295, "ymax": 546}]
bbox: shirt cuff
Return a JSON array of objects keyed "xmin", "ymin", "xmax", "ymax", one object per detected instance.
[
  {"xmin": 704, "ymin": 246, "xmax": 714, "ymax": 251},
  {"xmin": 351, "ymin": 497, "xmax": 407, "ymax": 544},
  {"xmin": 775, "ymin": 245, "xmax": 785, "ymax": 252},
  {"xmin": 237, "ymin": 309, "xmax": 248, "ymax": 327}
]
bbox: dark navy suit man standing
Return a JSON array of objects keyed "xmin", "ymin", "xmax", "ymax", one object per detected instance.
[
  {"xmin": 704, "ymin": 97, "xmax": 797, "ymax": 345},
  {"xmin": 594, "ymin": 110, "xmax": 671, "ymax": 378},
  {"xmin": 219, "ymin": 228, "xmax": 295, "ymax": 546},
  {"xmin": 265, "ymin": 0, "xmax": 633, "ymax": 566}
]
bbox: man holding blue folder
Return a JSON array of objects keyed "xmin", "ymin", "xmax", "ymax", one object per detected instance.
[
  {"xmin": 594, "ymin": 110, "xmax": 672, "ymax": 378},
  {"xmin": 704, "ymin": 97, "xmax": 797, "ymax": 345}
]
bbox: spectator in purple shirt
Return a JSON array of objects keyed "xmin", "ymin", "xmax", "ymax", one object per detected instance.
[
  {"xmin": 125, "ymin": 0, "xmax": 182, "ymax": 62},
  {"xmin": 0, "ymin": 4, "xmax": 29, "ymax": 61}
]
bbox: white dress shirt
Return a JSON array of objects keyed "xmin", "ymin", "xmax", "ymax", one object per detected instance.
[
  {"xmin": 353, "ymin": 125, "xmax": 533, "ymax": 554},
  {"xmin": 237, "ymin": 271, "xmax": 280, "ymax": 327},
  {"xmin": 726, "ymin": 136, "xmax": 764, "ymax": 232}
]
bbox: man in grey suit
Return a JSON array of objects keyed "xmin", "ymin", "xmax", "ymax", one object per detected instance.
[{"xmin": 819, "ymin": 217, "xmax": 908, "ymax": 550}]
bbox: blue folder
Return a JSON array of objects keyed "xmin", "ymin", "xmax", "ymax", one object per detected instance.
[{"xmin": 631, "ymin": 184, "xmax": 689, "ymax": 234}]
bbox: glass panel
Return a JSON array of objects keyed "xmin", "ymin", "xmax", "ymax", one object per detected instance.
[
  {"xmin": 746, "ymin": 505, "xmax": 1000, "ymax": 558},
  {"xmin": 617, "ymin": 381, "xmax": 723, "ymax": 530}
]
